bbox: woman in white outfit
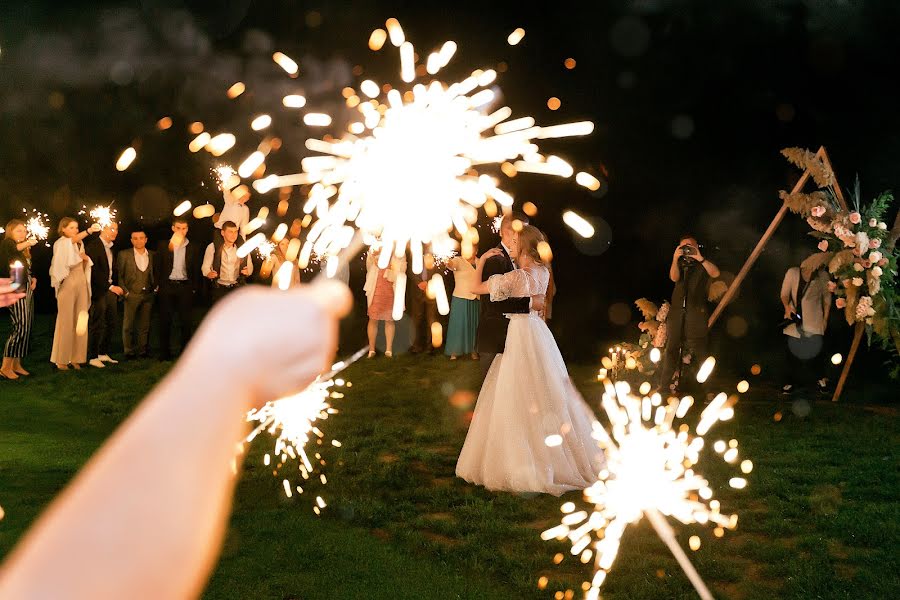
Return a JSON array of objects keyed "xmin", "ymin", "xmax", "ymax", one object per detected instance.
[{"xmin": 456, "ymin": 225, "xmax": 605, "ymax": 495}]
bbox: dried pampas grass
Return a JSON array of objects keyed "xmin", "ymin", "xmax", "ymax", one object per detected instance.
[
  {"xmin": 782, "ymin": 147, "xmax": 836, "ymax": 188},
  {"xmin": 801, "ymin": 252, "xmax": 834, "ymax": 281},
  {"xmin": 635, "ymin": 298, "xmax": 658, "ymax": 320},
  {"xmin": 828, "ymin": 249, "xmax": 855, "ymax": 274}
]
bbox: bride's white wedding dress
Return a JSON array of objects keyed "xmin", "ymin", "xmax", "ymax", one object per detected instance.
[{"xmin": 456, "ymin": 265, "xmax": 606, "ymax": 496}]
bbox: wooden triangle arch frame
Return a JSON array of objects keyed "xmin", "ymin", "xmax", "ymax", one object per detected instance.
[{"xmin": 706, "ymin": 146, "xmax": 862, "ymax": 402}]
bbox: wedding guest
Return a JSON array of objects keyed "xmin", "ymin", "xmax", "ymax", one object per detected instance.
[
  {"xmin": 408, "ymin": 261, "xmax": 439, "ymax": 354},
  {"xmin": 780, "ymin": 262, "xmax": 832, "ymax": 396},
  {"xmin": 154, "ymin": 216, "xmax": 199, "ymax": 361},
  {"xmin": 444, "ymin": 250, "xmax": 480, "ymax": 360},
  {"xmin": 118, "ymin": 229, "xmax": 155, "ymax": 359},
  {"xmin": 202, "ymin": 221, "xmax": 252, "ymax": 303},
  {"xmin": 85, "ymin": 223, "xmax": 125, "ymax": 368},
  {"xmin": 50, "ymin": 219, "xmax": 101, "ymax": 370},
  {"xmin": 656, "ymin": 233, "xmax": 720, "ymax": 393},
  {"xmin": 363, "ymin": 246, "xmax": 406, "ymax": 358},
  {"xmin": 476, "ymin": 212, "xmax": 530, "ymax": 380},
  {"xmin": 0, "ymin": 281, "xmax": 350, "ymax": 600},
  {"xmin": 213, "ymin": 184, "xmax": 249, "ymax": 235},
  {"xmin": 0, "ymin": 220, "xmax": 38, "ymax": 379},
  {"xmin": 270, "ymin": 238, "xmax": 300, "ymax": 289}
]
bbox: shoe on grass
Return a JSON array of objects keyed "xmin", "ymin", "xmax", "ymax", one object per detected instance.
[
  {"xmin": 89, "ymin": 358, "xmax": 106, "ymax": 368},
  {"xmin": 99, "ymin": 354, "xmax": 118, "ymax": 364}
]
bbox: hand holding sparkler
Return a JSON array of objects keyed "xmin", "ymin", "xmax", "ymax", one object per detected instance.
[{"xmin": 0, "ymin": 281, "xmax": 352, "ymax": 599}]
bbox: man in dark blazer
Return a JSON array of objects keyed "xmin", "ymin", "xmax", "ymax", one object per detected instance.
[
  {"xmin": 153, "ymin": 216, "xmax": 199, "ymax": 360},
  {"xmin": 407, "ymin": 258, "xmax": 440, "ymax": 354},
  {"xmin": 476, "ymin": 213, "xmax": 530, "ymax": 381},
  {"xmin": 85, "ymin": 222, "xmax": 125, "ymax": 368},
  {"xmin": 118, "ymin": 229, "xmax": 155, "ymax": 359}
]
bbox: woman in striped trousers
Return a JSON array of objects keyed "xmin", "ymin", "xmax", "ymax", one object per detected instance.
[{"xmin": 1, "ymin": 220, "xmax": 38, "ymax": 380}]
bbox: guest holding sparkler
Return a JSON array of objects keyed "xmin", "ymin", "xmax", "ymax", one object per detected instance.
[
  {"xmin": 202, "ymin": 221, "xmax": 252, "ymax": 303},
  {"xmin": 364, "ymin": 245, "xmax": 406, "ymax": 358},
  {"xmin": 50, "ymin": 219, "xmax": 101, "ymax": 370},
  {"xmin": 154, "ymin": 216, "xmax": 199, "ymax": 361},
  {"xmin": 118, "ymin": 229, "xmax": 155, "ymax": 359},
  {"xmin": 213, "ymin": 182, "xmax": 249, "ymax": 236},
  {"xmin": 444, "ymin": 248, "xmax": 480, "ymax": 360},
  {"xmin": 0, "ymin": 220, "xmax": 38, "ymax": 379},
  {"xmin": 85, "ymin": 223, "xmax": 124, "ymax": 368},
  {"xmin": 0, "ymin": 280, "xmax": 350, "ymax": 599}
]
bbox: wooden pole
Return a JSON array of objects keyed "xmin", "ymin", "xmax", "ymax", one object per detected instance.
[
  {"xmin": 818, "ymin": 147, "xmax": 848, "ymax": 211},
  {"xmin": 832, "ymin": 322, "xmax": 865, "ymax": 402}
]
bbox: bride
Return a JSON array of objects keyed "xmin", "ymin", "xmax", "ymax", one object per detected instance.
[{"xmin": 456, "ymin": 224, "xmax": 605, "ymax": 495}]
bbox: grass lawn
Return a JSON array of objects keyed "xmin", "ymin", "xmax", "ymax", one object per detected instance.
[{"xmin": 1, "ymin": 317, "xmax": 898, "ymax": 599}]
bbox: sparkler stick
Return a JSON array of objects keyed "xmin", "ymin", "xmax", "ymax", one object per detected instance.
[{"xmin": 645, "ymin": 509, "xmax": 714, "ymax": 600}]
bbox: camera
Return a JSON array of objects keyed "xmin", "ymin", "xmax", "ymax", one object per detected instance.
[
  {"xmin": 679, "ymin": 245, "xmax": 696, "ymax": 256},
  {"xmin": 9, "ymin": 260, "xmax": 26, "ymax": 290}
]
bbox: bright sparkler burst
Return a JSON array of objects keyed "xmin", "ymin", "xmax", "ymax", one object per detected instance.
[
  {"xmin": 243, "ymin": 350, "xmax": 365, "ymax": 510},
  {"xmin": 252, "ymin": 19, "xmax": 594, "ymax": 267},
  {"xmin": 543, "ymin": 378, "xmax": 747, "ymax": 600},
  {"xmin": 256, "ymin": 239, "xmax": 276, "ymax": 261},
  {"xmin": 22, "ymin": 209, "xmax": 49, "ymax": 242},
  {"xmin": 213, "ymin": 165, "xmax": 237, "ymax": 186},
  {"xmin": 88, "ymin": 205, "xmax": 117, "ymax": 228}
]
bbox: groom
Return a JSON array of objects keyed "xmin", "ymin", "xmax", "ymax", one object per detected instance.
[{"xmin": 476, "ymin": 212, "xmax": 530, "ymax": 382}]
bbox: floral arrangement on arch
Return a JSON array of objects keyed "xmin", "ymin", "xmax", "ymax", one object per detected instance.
[{"xmin": 779, "ymin": 147, "xmax": 900, "ymax": 374}]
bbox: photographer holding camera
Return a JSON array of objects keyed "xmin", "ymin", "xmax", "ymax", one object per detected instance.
[
  {"xmin": 656, "ymin": 234, "xmax": 720, "ymax": 394},
  {"xmin": 780, "ymin": 262, "xmax": 831, "ymax": 397}
]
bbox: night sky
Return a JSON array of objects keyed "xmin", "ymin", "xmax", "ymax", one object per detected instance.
[{"xmin": 2, "ymin": 0, "xmax": 899, "ymax": 374}]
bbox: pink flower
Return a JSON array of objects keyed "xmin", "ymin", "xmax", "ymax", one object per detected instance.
[
  {"xmin": 878, "ymin": 222, "xmax": 888, "ymax": 230},
  {"xmin": 871, "ymin": 238, "xmax": 882, "ymax": 249},
  {"xmin": 869, "ymin": 251, "xmax": 883, "ymax": 263},
  {"xmin": 842, "ymin": 279, "xmax": 851, "ymax": 288},
  {"xmin": 854, "ymin": 262, "xmax": 864, "ymax": 272},
  {"xmin": 869, "ymin": 218, "xmax": 878, "ymax": 227},
  {"xmin": 811, "ymin": 205, "xmax": 826, "ymax": 218},
  {"xmin": 872, "ymin": 266, "xmax": 883, "ymax": 277},
  {"xmin": 863, "ymin": 260, "xmax": 872, "ymax": 269},
  {"xmin": 836, "ymin": 298, "xmax": 846, "ymax": 308},
  {"xmin": 849, "ymin": 212, "xmax": 861, "ymax": 224},
  {"xmin": 879, "ymin": 258, "xmax": 888, "ymax": 267},
  {"xmin": 852, "ymin": 277, "xmax": 864, "ymax": 287},
  {"xmin": 818, "ymin": 240, "xmax": 829, "ymax": 252},
  {"xmin": 826, "ymin": 281, "xmax": 837, "ymax": 292}
]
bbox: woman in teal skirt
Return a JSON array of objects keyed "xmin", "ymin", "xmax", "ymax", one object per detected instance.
[{"xmin": 444, "ymin": 253, "xmax": 480, "ymax": 360}]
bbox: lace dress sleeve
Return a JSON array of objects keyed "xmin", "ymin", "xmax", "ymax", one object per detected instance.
[{"xmin": 488, "ymin": 268, "xmax": 545, "ymax": 302}]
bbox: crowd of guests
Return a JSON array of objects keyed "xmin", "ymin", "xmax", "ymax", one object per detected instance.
[{"xmin": 0, "ymin": 213, "xmax": 539, "ymax": 379}]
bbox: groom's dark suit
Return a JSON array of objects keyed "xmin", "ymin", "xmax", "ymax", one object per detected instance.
[{"xmin": 476, "ymin": 244, "xmax": 530, "ymax": 381}]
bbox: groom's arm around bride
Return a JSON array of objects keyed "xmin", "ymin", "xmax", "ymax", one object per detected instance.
[{"xmin": 474, "ymin": 213, "xmax": 530, "ymax": 382}]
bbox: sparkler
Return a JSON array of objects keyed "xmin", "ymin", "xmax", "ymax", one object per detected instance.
[
  {"xmin": 87, "ymin": 205, "xmax": 117, "ymax": 228},
  {"xmin": 22, "ymin": 209, "xmax": 49, "ymax": 242},
  {"xmin": 256, "ymin": 239, "xmax": 276, "ymax": 261},
  {"xmin": 543, "ymin": 375, "xmax": 747, "ymax": 600},
  {"xmin": 243, "ymin": 348, "xmax": 367, "ymax": 510},
  {"xmin": 249, "ymin": 19, "xmax": 593, "ymax": 270}
]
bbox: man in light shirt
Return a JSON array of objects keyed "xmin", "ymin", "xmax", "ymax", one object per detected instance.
[
  {"xmin": 213, "ymin": 185, "xmax": 249, "ymax": 235},
  {"xmin": 202, "ymin": 221, "xmax": 252, "ymax": 304},
  {"xmin": 118, "ymin": 229, "xmax": 155, "ymax": 359},
  {"xmin": 85, "ymin": 223, "xmax": 125, "ymax": 368},
  {"xmin": 154, "ymin": 217, "xmax": 199, "ymax": 361}
]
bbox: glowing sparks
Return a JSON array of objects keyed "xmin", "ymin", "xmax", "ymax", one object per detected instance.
[
  {"xmin": 507, "ymin": 28, "xmax": 526, "ymax": 46},
  {"xmin": 23, "ymin": 210, "xmax": 49, "ymax": 241},
  {"xmin": 251, "ymin": 114, "xmax": 272, "ymax": 131},
  {"xmin": 272, "ymin": 51, "xmax": 299, "ymax": 76},
  {"xmin": 213, "ymin": 165, "xmax": 237, "ymax": 186},
  {"xmin": 206, "ymin": 133, "xmax": 236, "ymax": 156},
  {"xmin": 360, "ymin": 80, "xmax": 380, "ymax": 99},
  {"xmin": 89, "ymin": 205, "xmax": 117, "ymax": 228},
  {"xmin": 173, "ymin": 200, "xmax": 192, "ymax": 217},
  {"xmin": 116, "ymin": 147, "xmax": 136, "ymax": 171},
  {"xmin": 368, "ymin": 28, "xmax": 388, "ymax": 51},
  {"xmin": 227, "ymin": 82, "xmax": 246, "ymax": 99},
  {"xmin": 303, "ymin": 113, "xmax": 333, "ymax": 127},
  {"xmin": 245, "ymin": 351, "xmax": 364, "ymax": 507},
  {"xmin": 831, "ymin": 353, "xmax": 843, "ymax": 365},
  {"xmin": 385, "ymin": 18, "xmax": 405, "ymax": 47},
  {"xmin": 256, "ymin": 239, "xmax": 276, "ymax": 260},
  {"xmin": 283, "ymin": 94, "xmax": 307, "ymax": 108},
  {"xmin": 544, "ymin": 379, "xmax": 745, "ymax": 599},
  {"xmin": 696, "ymin": 356, "xmax": 716, "ymax": 384},
  {"xmin": 238, "ymin": 151, "xmax": 265, "ymax": 178},
  {"xmin": 562, "ymin": 211, "xmax": 594, "ymax": 238},
  {"xmin": 576, "ymin": 172, "xmax": 601, "ymax": 191}
]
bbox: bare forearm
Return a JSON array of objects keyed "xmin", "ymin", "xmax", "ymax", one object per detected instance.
[
  {"xmin": 0, "ymin": 361, "xmax": 251, "ymax": 599},
  {"xmin": 669, "ymin": 260, "xmax": 680, "ymax": 282},
  {"xmin": 702, "ymin": 260, "xmax": 720, "ymax": 278}
]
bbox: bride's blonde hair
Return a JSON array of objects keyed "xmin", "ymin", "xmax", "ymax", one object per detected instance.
[{"xmin": 516, "ymin": 224, "xmax": 547, "ymax": 266}]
